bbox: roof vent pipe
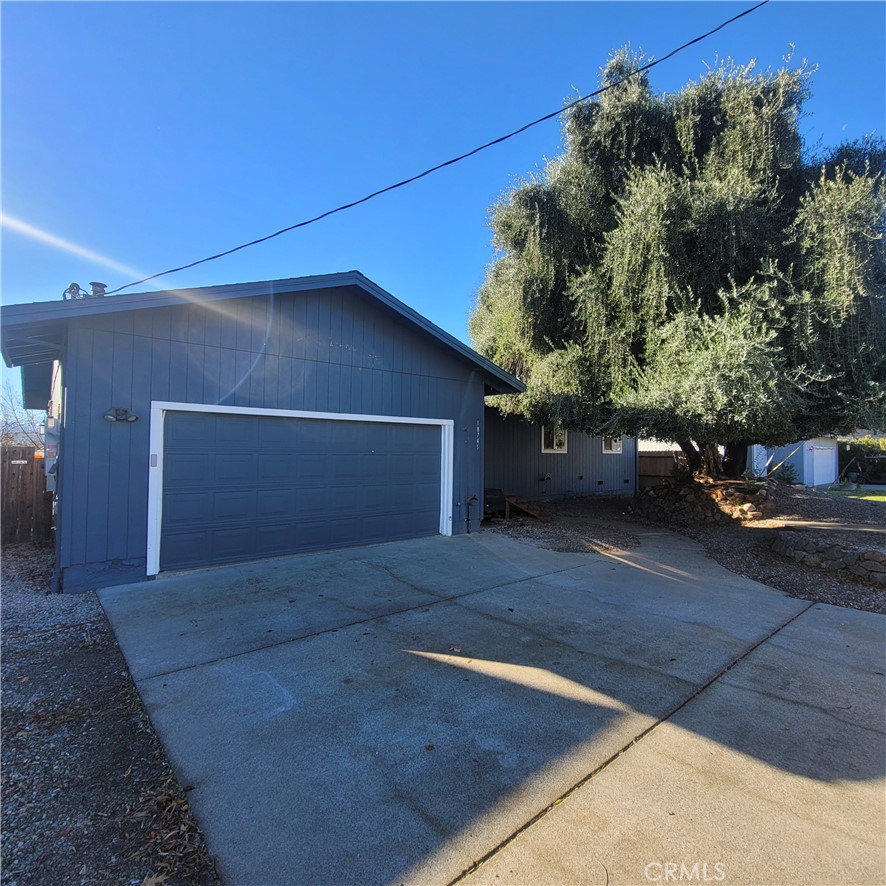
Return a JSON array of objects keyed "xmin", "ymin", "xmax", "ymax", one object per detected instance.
[{"xmin": 90, "ymin": 282, "xmax": 107, "ymax": 297}]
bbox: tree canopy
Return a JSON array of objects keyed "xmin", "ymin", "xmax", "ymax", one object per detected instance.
[{"xmin": 470, "ymin": 50, "xmax": 886, "ymax": 475}]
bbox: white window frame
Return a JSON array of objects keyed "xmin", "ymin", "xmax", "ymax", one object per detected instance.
[
  {"xmin": 541, "ymin": 424, "xmax": 568, "ymax": 454},
  {"xmin": 602, "ymin": 436, "xmax": 623, "ymax": 454},
  {"xmin": 146, "ymin": 401, "xmax": 454, "ymax": 576}
]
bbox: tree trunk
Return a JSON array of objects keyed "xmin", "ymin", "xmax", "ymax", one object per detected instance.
[
  {"xmin": 702, "ymin": 444, "xmax": 723, "ymax": 478},
  {"xmin": 677, "ymin": 440, "xmax": 702, "ymax": 474},
  {"xmin": 722, "ymin": 442, "xmax": 750, "ymax": 479}
]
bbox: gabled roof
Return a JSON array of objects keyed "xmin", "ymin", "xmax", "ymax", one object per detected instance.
[{"xmin": 1, "ymin": 271, "xmax": 524, "ymax": 395}]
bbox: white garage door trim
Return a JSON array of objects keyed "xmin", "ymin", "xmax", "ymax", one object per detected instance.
[{"xmin": 146, "ymin": 401, "xmax": 454, "ymax": 576}]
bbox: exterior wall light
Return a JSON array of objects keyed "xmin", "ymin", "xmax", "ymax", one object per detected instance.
[{"xmin": 104, "ymin": 407, "xmax": 138, "ymax": 423}]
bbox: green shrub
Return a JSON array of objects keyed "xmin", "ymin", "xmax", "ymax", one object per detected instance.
[
  {"xmin": 839, "ymin": 437, "xmax": 886, "ymax": 483},
  {"xmin": 770, "ymin": 462, "xmax": 799, "ymax": 485}
]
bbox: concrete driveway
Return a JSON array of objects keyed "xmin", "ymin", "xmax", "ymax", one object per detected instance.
[{"xmin": 98, "ymin": 530, "xmax": 886, "ymax": 885}]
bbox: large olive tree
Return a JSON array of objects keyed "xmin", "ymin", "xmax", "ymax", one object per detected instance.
[{"xmin": 470, "ymin": 51, "xmax": 885, "ymax": 476}]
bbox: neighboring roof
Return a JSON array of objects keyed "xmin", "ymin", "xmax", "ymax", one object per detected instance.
[
  {"xmin": 1, "ymin": 271, "xmax": 524, "ymax": 395},
  {"xmin": 637, "ymin": 438, "xmax": 681, "ymax": 453}
]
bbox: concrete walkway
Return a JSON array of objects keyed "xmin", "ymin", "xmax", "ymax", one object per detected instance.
[{"xmin": 98, "ymin": 530, "xmax": 886, "ymax": 886}]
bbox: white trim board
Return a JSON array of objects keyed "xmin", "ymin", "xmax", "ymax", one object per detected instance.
[{"xmin": 146, "ymin": 401, "xmax": 455, "ymax": 577}]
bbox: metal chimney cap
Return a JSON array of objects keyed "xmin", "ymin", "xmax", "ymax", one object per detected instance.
[{"xmin": 89, "ymin": 282, "xmax": 108, "ymax": 297}]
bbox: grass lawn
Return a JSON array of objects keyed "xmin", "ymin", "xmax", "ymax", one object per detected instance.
[{"xmin": 826, "ymin": 488, "xmax": 886, "ymax": 504}]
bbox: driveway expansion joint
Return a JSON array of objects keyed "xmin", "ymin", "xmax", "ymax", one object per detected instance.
[{"xmin": 448, "ymin": 598, "xmax": 818, "ymax": 885}]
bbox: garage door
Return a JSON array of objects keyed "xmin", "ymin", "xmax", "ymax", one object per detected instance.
[{"xmin": 160, "ymin": 411, "xmax": 443, "ymax": 571}]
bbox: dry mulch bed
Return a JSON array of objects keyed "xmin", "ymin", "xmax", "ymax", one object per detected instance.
[
  {"xmin": 485, "ymin": 495, "xmax": 640, "ymax": 554},
  {"xmin": 488, "ymin": 486, "xmax": 886, "ymax": 615},
  {"xmin": 1, "ymin": 544, "xmax": 219, "ymax": 886}
]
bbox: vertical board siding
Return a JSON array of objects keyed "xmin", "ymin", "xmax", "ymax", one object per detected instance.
[
  {"xmin": 61, "ymin": 326, "xmax": 91, "ymax": 568},
  {"xmin": 128, "ymin": 334, "xmax": 155, "ymax": 555},
  {"xmin": 83, "ymin": 329, "xmax": 113, "ymax": 564},
  {"xmin": 60, "ymin": 288, "xmax": 489, "ymax": 572},
  {"xmin": 105, "ymin": 331, "xmax": 135, "ymax": 561},
  {"xmin": 484, "ymin": 408, "xmax": 637, "ymax": 500}
]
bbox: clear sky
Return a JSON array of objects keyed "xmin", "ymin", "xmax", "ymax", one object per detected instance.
[{"xmin": 2, "ymin": 1, "xmax": 884, "ymax": 365}]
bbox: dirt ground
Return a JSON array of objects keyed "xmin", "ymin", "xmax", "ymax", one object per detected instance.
[{"xmin": 1, "ymin": 545, "xmax": 219, "ymax": 886}]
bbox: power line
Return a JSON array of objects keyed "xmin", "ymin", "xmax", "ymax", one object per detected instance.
[{"xmin": 106, "ymin": 0, "xmax": 769, "ymax": 296}]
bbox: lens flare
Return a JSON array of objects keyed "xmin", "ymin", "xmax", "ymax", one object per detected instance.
[{"xmin": 1, "ymin": 213, "xmax": 144, "ymax": 278}]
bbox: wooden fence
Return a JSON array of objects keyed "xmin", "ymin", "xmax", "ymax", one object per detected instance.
[
  {"xmin": 1, "ymin": 446, "xmax": 53, "ymax": 545},
  {"xmin": 639, "ymin": 452, "xmax": 688, "ymax": 489}
]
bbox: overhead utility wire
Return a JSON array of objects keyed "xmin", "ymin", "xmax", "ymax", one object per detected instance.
[{"xmin": 106, "ymin": 0, "xmax": 769, "ymax": 295}]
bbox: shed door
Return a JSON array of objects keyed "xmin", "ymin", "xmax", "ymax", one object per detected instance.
[
  {"xmin": 811, "ymin": 443, "xmax": 836, "ymax": 487},
  {"xmin": 160, "ymin": 412, "xmax": 442, "ymax": 571}
]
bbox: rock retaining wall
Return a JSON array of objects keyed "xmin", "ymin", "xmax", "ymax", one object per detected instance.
[
  {"xmin": 628, "ymin": 478, "xmax": 776, "ymax": 526},
  {"xmin": 770, "ymin": 532, "xmax": 886, "ymax": 585}
]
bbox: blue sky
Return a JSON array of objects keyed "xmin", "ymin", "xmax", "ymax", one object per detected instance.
[{"xmin": 2, "ymin": 1, "xmax": 884, "ymax": 367}]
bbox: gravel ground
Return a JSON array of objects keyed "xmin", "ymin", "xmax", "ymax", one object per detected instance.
[
  {"xmin": 1, "ymin": 544, "xmax": 219, "ymax": 886},
  {"xmin": 489, "ymin": 486, "xmax": 886, "ymax": 614},
  {"xmin": 681, "ymin": 484, "xmax": 886, "ymax": 614}
]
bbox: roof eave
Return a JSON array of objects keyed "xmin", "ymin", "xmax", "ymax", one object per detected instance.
[{"xmin": 1, "ymin": 271, "xmax": 525, "ymax": 392}]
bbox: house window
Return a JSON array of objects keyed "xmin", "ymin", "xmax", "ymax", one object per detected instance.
[
  {"xmin": 602, "ymin": 436, "xmax": 622, "ymax": 454},
  {"xmin": 542, "ymin": 424, "xmax": 567, "ymax": 453}
]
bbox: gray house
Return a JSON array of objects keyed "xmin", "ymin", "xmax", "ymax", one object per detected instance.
[
  {"xmin": 1, "ymin": 272, "xmax": 523, "ymax": 592},
  {"xmin": 484, "ymin": 407, "xmax": 637, "ymax": 500}
]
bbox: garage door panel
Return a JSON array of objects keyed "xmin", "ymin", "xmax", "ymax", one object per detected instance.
[
  {"xmin": 330, "ymin": 423, "xmax": 368, "ymax": 447},
  {"xmin": 212, "ymin": 524, "xmax": 255, "ymax": 548},
  {"xmin": 254, "ymin": 523, "xmax": 295, "ymax": 556},
  {"xmin": 214, "ymin": 453, "xmax": 258, "ymax": 484},
  {"xmin": 257, "ymin": 420, "xmax": 297, "ymax": 448},
  {"xmin": 162, "ymin": 529, "xmax": 212, "ymax": 565},
  {"xmin": 328, "ymin": 483, "xmax": 394, "ymax": 511},
  {"xmin": 331, "ymin": 458, "xmax": 362, "ymax": 482},
  {"xmin": 400, "ymin": 481, "xmax": 440, "ymax": 501},
  {"xmin": 296, "ymin": 454, "xmax": 332, "ymax": 482},
  {"xmin": 216, "ymin": 418, "xmax": 259, "ymax": 447},
  {"xmin": 161, "ymin": 412, "xmax": 443, "ymax": 571},
  {"xmin": 295, "ymin": 421, "xmax": 335, "ymax": 446},
  {"xmin": 165, "ymin": 453, "xmax": 211, "ymax": 487},
  {"xmin": 395, "ymin": 425, "xmax": 434, "ymax": 451},
  {"xmin": 414, "ymin": 453, "xmax": 440, "ymax": 474},
  {"xmin": 352, "ymin": 424, "xmax": 390, "ymax": 448},
  {"xmin": 258, "ymin": 453, "xmax": 293, "ymax": 479},
  {"xmin": 360, "ymin": 454, "xmax": 390, "ymax": 482},
  {"xmin": 299, "ymin": 486, "xmax": 336, "ymax": 516},
  {"xmin": 163, "ymin": 492, "xmax": 212, "ymax": 526},
  {"xmin": 166, "ymin": 415, "xmax": 209, "ymax": 448},
  {"xmin": 261, "ymin": 489, "xmax": 296, "ymax": 518},
  {"xmin": 353, "ymin": 514, "xmax": 389, "ymax": 541},
  {"xmin": 213, "ymin": 490, "xmax": 256, "ymax": 521}
]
